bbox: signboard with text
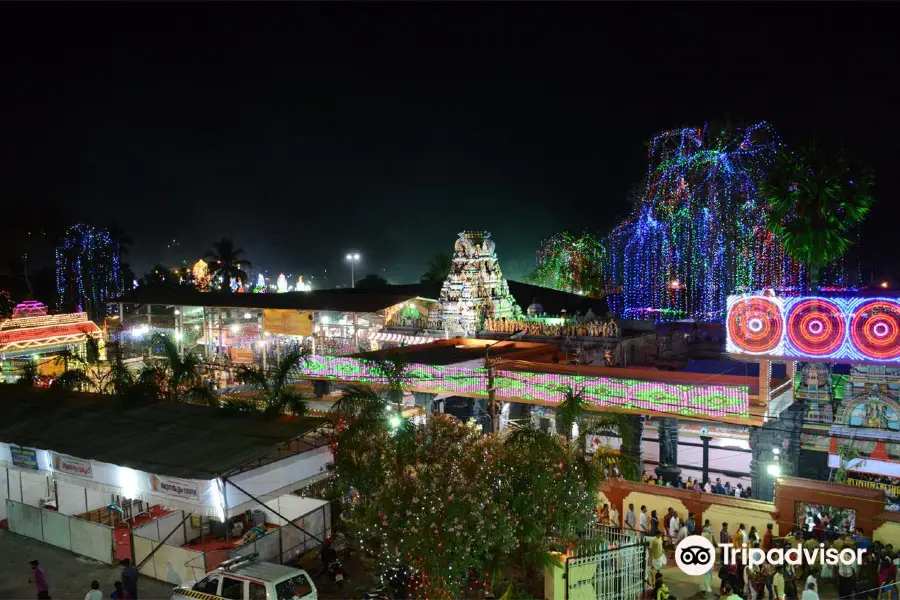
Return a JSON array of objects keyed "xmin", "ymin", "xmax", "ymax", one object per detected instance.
[
  {"xmin": 10, "ymin": 445, "xmax": 38, "ymax": 470},
  {"xmin": 151, "ymin": 474, "xmax": 200, "ymax": 501},
  {"xmin": 51, "ymin": 453, "xmax": 94, "ymax": 479}
]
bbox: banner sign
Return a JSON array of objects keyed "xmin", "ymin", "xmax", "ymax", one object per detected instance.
[
  {"xmin": 10, "ymin": 445, "xmax": 38, "ymax": 470},
  {"xmin": 151, "ymin": 474, "xmax": 200, "ymax": 501},
  {"xmin": 52, "ymin": 453, "xmax": 94, "ymax": 479}
]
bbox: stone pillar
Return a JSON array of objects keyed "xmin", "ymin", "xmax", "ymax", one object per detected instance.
[
  {"xmin": 312, "ymin": 380, "xmax": 332, "ymax": 399},
  {"xmin": 655, "ymin": 417, "xmax": 681, "ymax": 484},
  {"xmin": 620, "ymin": 414, "xmax": 645, "ymax": 479},
  {"xmin": 701, "ymin": 435, "xmax": 712, "ymax": 484},
  {"xmin": 750, "ymin": 402, "xmax": 804, "ymax": 501},
  {"xmin": 413, "ymin": 392, "xmax": 436, "ymax": 416}
]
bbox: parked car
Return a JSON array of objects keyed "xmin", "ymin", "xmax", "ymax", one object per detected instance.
[{"xmin": 171, "ymin": 553, "xmax": 317, "ymax": 600}]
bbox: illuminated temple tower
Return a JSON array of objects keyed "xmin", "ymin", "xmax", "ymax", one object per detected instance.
[{"xmin": 436, "ymin": 231, "xmax": 519, "ymax": 335}]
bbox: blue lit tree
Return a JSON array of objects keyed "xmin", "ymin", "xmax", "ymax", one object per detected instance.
[
  {"xmin": 604, "ymin": 122, "xmax": 804, "ymax": 321},
  {"xmin": 56, "ymin": 224, "xmax": 123, "ymax": 320}
]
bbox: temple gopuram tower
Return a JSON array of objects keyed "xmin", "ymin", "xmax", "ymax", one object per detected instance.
[{"xmin": 436, "ymin": 231, "xmax": 519, "ymax": 335}]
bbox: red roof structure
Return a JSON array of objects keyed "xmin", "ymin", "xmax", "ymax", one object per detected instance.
[{"xmin": 0, "ymin": 306, "xmax": 101, "ymax": 355}]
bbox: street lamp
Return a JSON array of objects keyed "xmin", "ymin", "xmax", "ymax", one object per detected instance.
[{"xmin": 345, "ymin": 253, "xmax": 361, "ymax": 288}]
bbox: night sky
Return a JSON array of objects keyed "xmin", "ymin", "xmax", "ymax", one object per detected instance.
[{"xmin": 1, "ymin": 4, "xmax": 896, "ymax": 292}]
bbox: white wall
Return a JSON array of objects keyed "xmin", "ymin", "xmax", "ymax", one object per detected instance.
[
  {"xmin": 57, "ymin": 482, "xmax": 88, "ymax": 516},
  {"xmin": 0, "ymin": 468, "xmax": 8, "ymax": 520},
  {"xmin": 133, "ymin": 510, "xmax": 188, "ymax": 547},
  {"xmin": 225, "ymin": 446, "xmax": 331, "ymax": 513},
  {"xmin": 242, "ymin": 495, "xmax": 328, "ymax": 527}
]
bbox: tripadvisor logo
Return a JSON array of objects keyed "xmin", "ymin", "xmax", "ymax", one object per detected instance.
[{"xmin": 674, "ymin": 535, "xmax": 866, "ymax": 576}]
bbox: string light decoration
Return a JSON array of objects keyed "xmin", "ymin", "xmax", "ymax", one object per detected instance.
[
  {"xmin": 530, "ymin": 230, "xmax": 608, "ymax": 296},
  {"xmin": 192, "ymin": 259, "xmax": 211, "ymax": 291},
  {"xmin": 603, "ymin": 122, "xmax": 804, "ymax": 322},
  {"xmin": 305, "ymin": 355, "xmax": 750, "ymax": 419},
  {"xmin": 727, "ymin": 294, "xmax": 900, "ymax": 363},
  {"xmin": 55, "ymin": 224, "xmax": 123, "ymax": 319}
]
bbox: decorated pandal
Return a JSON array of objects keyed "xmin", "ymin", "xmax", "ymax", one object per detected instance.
[
  {"xmin": 483, "ymin": 316, "xmax": 620, "ymax": 338},
  {"xmin": 0, "ymin": 301, "xmax": 102, "ymax": 357},
  {"xmin": 437, "ymin": 231, "xmax": 519, "ymax": 335}
]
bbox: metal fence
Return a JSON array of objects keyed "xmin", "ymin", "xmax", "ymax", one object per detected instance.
[
  {"xmin": 567, "ymin": 540, "xmax": 648, "ymax": 600},
  {"xmin": 227, "ymin": 503, "xmax": 331, "ymax": 567},
  {"xmin": 571, "ymin": 523, "xmax": 643, "ymax": 557}
]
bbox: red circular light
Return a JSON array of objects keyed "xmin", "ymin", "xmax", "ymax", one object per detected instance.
[
  {"xmin": 786, "ymin": 298, "xmax": 845, "ymax": 356},
  {"xmin": 728, "ymin": 297, "xmax": 783, "ymax": 353},
  {"xmin": 850, "ymin": 300, "xmax": 900, "ymax": 360}
]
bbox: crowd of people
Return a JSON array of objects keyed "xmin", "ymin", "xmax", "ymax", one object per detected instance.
[
  {"xmin": 598, "ymin": 500, "xmax": 900, "ymax": 600},
  {"xmin": 641, "ymin": 472, "xmax": 753, "ymax": 498}
]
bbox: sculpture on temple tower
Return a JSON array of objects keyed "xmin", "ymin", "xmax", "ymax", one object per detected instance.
[{"xmin": 438, "ymin": 231, "xmax": 520, "ymax": 335}]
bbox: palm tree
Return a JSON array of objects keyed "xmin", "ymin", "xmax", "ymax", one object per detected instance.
[
  {"xmin": 762, "ymin": 143, "xmax": 875, "ymax": 290},
  {"xmin": 16, "ymin": 360, "xmax": 39, "ymax": 386},
  {"xmin": 235, "ymin": 348, "xmax": 309, "ymax": 418},
  {"xmin": 51, "ymin": 337, "xmax": 106, "ymax": 392},
  {"xmin": 148, "ymin": 333, "xmax": 216, "ymax": 405},
  {"xmin": 554, "ymin": 387, "xmax": 638, "ymax": 481},
  {"xmin": 204, "ymin": 238, "xmax": 251, "ymax": 291},
  {"xmin": 354, "ymin": 273, "xmax": 389, "ymax": 289},
  {"xmin": 420, "ymin": 252, "xmax": 452, "ymax": 284}
]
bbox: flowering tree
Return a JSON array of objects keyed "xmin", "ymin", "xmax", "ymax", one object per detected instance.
[{"xmin": 329, "ymin": 403, "xmax": 598, "ymax": 598}]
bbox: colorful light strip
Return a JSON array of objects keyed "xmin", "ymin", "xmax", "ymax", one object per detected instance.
[
  {"xmin": 303, "ymin": 355, "xmax": 750, "ymax": 420},
  {"xmin": 727, "ymin": 294, "xmax": 900, "ymax": 363}
]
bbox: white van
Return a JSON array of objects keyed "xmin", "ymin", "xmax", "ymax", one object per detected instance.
[{"xmin": 171, "ymin": 554, "xmax": 317, "ymax": 600}]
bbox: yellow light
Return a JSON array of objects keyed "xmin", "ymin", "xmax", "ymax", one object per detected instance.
[
  {"xmin": 881, "ymin": 281, "xmax": 889, "ymax": 289},
  {"xmin": 670, "ymin": 279, "xmax": 680, "ymax": 289}
]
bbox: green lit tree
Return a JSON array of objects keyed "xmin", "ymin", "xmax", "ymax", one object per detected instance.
[
  {"xmin": 762, "ymin": 143, "xmax": 875, "ymax": 290},
  {"xmin": 529, "ymin": 230, "xmax": 607, "ymax": 296}
]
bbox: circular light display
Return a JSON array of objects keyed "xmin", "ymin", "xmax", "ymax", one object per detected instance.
[
  {"xmin": 850, "ymin": 300, "xmax": 900, "ymax": 360},
  {"xmin": 727, "ymin": 297, "xmax": 783, "ymax": 353},
  {"xmin": 786, "ymin": 298, "xmax": 846, "ymax": 356}
]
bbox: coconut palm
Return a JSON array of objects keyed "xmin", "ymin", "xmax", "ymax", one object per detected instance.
[
  {"xmin": 420, "ymin": 252, "xmax": 452, "ymax": 284},
  {"xmin": 204, "ymin": 237, "xmax": 251, "ymax": 291},
  {"xmin": 148, "ymin": 333, "xmax": 216, "ymax": 405},
  {"xmin": 762, "ymin": 143, "xmax": 875, "ymax": 290},
  {"xmin": 235, "ymin": 348, "xmax": 309, "ymax": 418},
  {"xmin": 554, "ymin": 387, "xmax": 638, "ymax": 481}
]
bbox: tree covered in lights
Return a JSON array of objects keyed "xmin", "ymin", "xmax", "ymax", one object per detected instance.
[
  {"xmin": 529, "ymin": 230, "xmax": 608, "ymax": 296},
  {"xmin": 56, "ymin": 224, "xmax": 124, "ymax": 320},
  {"xmin": 604, "ymin": 122, "xmax": 804, "ymax": 321},
  {"xmin": 761, "ymin": 142, "xmax": 875, "ymax": 290},
  {"xmin": 328, "ymin": 392, "xmax": 600, "ymax": 597}
]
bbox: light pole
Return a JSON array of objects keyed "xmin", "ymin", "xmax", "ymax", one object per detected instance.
[{"xmin": 345, "ymin": 253, "xmax": 360, "ymax": 288}]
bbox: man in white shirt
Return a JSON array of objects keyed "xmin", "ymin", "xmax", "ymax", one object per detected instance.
[
  {"xmin": 625, "ymin": 503, "xmax": 636, "ymax": 530},
  {"xmin": 801, "ymin": 581, "xmax": 819, "ymax": 600},
  {"xmin": 804, "ymin": 572, "xmax": 817, "ymax": 594},
  {"xmin": 85, "ymin": 581, "xmax": 102, "ymax": 600},
  {"xmin": 609, "ymin": 504, "xmax": 619, "ymax": 529},
  {"xmin": 639, "ymin": 505, "xmax": 649, "ymax": 533}
]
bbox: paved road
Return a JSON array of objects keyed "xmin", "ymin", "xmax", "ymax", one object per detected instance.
[{"xmin": 0, "ymin": 530, "xmax": 176, "ymax": 600}]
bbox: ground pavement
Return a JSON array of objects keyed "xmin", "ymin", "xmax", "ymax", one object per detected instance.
[{"xmin": 0, "ymin": 530, "xmax": 175, "ymax": 600}]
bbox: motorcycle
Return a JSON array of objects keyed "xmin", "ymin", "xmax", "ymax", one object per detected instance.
[{"xmin": 326, "ymin": 559, "xmax": 346, "ymax": 588}]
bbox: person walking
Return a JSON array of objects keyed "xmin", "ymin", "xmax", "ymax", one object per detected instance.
[
  {"xmin": 650, "ymin": 510, "xmax": 660, "ymax": 536},
  {"xmin": 85, "ymin": 581, "xmax": 102, "ymax": 600},
  {"xmin": 701, "ymin": 523, "xmax": 717, "ymax": 593},
  {"xmin": 28, "ymin": 560, "xmax": 50, "ymax": 600},
  {"xmin": 686, "ymin": 512, "xmax": 696, "ymax": 536},
  {"xmin": 772, "ymin": 566, "xmax": 786, "ymax": 600},
  {"xmin": 650, "ymin": 531, "xmax": 666, "ymax": 584},
  {"xmin": 838, "ymin": 556, "xmax": 856, "ymax": 599},
  {"xmin": 609, "ymin": 503, "xmax": 619, "ymax": 529},
  {"xmin": 110, "ymin": 582, "xmax": 130, "ymax": 600},
  {"xmin": 121, "ymin": 558, "xmax": 139, "ymax": 600},
  {"xmin": 763, "ymin": 523, "xmax": 775, "ymax": 552},
  {"xmin": 720, "ymin": 522, "xmax": 731, "ymax": 563},
  {"xmin": 801, "ymin": 581, "xmax": 819, "ymax": 600},
  {"xmin": 640, "ymin": 505, "xmax": 649, "ymax": 534}
]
